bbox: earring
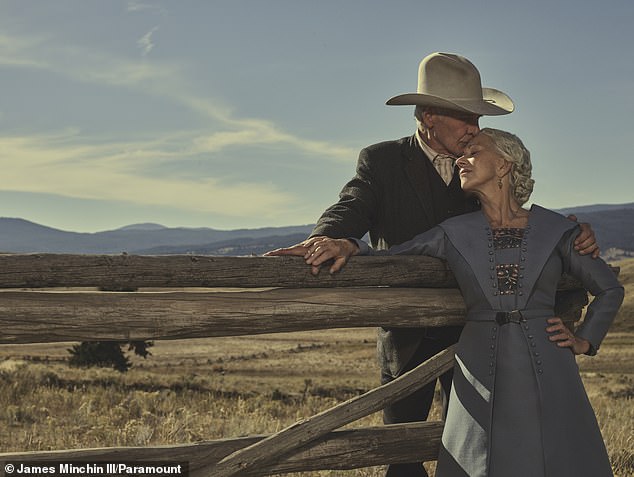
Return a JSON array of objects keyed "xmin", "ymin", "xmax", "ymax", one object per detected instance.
[{"xmin": 497, "ymin": 177, "xmax": 503, "ymax": 189}]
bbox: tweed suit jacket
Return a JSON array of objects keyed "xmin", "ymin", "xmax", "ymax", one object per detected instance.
[{"xmin": 311, "ymin": 134, "xmax": 477, "ymax": 376}]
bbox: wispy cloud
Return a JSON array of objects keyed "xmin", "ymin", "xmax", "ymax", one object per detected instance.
[
  {"xmin": 126, "ymin": 1, "xmax": 167, "ymax": 16},
  {"xmin": 0, "ymin": 29, "xmax": 355, "ymax": 222},
  {"xmin": 0, "ymin": 31, "xmax": 355, "ymax": 163},
  {"xmin": 0, "ymin": 131, "xmax": 293, "ymax": 219},
  {"xmin": 137, "ymin": 26, "xmax": 159, "ymax": 56},
  {"xmin": 0, "ymin": 33, "xmax": 48, "ymax": 68}
]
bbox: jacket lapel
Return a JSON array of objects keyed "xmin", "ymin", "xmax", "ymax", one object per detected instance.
[
  {"xmin": 440, "ymin": 211, "xmax": 499, "ymax": 309},
  {"xmin": 517, "ymin": 205, "xmax": 577, "ymax": 309},
  {"xmin": 402, "ymin": 135, "xmax": 437, "ymax": 225}
]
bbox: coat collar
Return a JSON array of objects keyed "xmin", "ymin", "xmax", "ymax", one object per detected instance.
[{"xmin": 439, "ymin": 205, "xmax": 577, "ymax": 310}]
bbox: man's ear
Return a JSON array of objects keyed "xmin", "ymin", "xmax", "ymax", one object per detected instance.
[{"xmin": 422, "ymin": 109, "xmax": 435, "ymax": 129}]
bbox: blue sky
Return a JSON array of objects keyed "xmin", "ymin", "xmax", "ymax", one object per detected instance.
[{"xmin": 1, "ymin": 1, "xmax": 633, "ymax": 232}]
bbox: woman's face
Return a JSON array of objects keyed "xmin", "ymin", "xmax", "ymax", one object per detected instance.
[{"xmin": 456, "ymin": 134, "xmax": 506, "ymax": 194}]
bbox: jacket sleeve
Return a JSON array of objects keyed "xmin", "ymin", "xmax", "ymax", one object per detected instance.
[
  {"xmin": 559, "ymin": 227, "xmax": 624, "ymax": 353},
  {"xmin": 310, "ymin": 147, "xmax": 380, "ymax": 239},
  {"xmin": 355, "ymin": 225, "xmax": 447, "ymax": 260}
]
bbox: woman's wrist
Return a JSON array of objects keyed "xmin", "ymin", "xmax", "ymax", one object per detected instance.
[{"xmin": 574, "ymin": 337, "xmax": 591, "ymax": 355}]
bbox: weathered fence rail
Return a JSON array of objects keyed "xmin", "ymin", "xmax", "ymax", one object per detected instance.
[{"xmin": 0, "ymin": 253, "xmax": 595, "ymax": 476}]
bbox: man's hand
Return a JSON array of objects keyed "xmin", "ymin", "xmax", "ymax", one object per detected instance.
[
  {"xmin": 567, "ymin": 215, "xmax": 600, "ymax": 258},
  {"xmin": 546, "ymin": 317, "xmax": 591, "ymax": 355},
  {"xmin": 264, "ymin": 237, "xmax": 317, "ymax": 258},
  {"xmin": 265, "ymin": 236, "xmax": 360, "ymax": 275},
  {"xmin": 302, "ymin": 237, "xmax": 360, "ymax": 275}
]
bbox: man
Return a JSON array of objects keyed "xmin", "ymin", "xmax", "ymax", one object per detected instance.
[{"xmin": 268, "ymin": 52, "xmax": 597, "ymax": 477}]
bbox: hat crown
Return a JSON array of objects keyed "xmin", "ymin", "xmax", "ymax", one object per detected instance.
[
  {"xmin": 418, "ymin": 53, "xmax": 483, "ymax": 101},
  {"xmin": 385, "ymin": 51, "xmax": 514, "ymax": 116}
]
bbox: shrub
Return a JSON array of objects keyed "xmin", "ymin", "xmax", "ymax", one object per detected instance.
[{"xmin": 67, "ymin": 341, "xmax": 153, "ymax": 373}]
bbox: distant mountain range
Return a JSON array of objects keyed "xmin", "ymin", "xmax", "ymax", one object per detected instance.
[
  {"xmin": 1, "ymin": 202, "xmax": 632, "ymax": 256},
  {"xmin": 0, "ymin": 218, "xmax": 315, "ymax": 255}
]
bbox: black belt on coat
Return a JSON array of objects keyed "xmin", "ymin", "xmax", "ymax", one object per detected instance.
[{"xmin": 466, "ymin": 309, "xmax": 554, "ymax": 326}]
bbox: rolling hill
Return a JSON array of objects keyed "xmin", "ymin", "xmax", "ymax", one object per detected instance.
[{"xmin": 0, "ymin": 202, "xmax": 632, "ymax": 256}]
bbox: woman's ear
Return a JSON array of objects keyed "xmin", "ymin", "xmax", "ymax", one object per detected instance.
[{"xmin": 499, "ymin": 159, "xmax": 513, "ymax": 178}]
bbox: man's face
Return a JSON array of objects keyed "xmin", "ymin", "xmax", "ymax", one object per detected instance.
[{"xmin": 425, "ymin": 109, "xmax": 481, "ymax": 156}]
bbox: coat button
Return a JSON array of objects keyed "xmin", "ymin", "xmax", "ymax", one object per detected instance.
[
  {"xmin": 536, "ymin": 360, "xmax": 542, "ymax": 365},
  {"xmin": 537, "ymin": 369, "xmax": 543, "ymax": 374}
]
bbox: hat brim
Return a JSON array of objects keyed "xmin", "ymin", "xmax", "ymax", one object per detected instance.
[{"xmin": 386, "ymin": 87, "xmax": 514, "ymax": 116}]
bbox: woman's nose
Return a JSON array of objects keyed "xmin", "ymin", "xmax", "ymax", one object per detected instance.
[{"xmin": 456, "ymin": 156, "xmax": 468, "ymax": 168}]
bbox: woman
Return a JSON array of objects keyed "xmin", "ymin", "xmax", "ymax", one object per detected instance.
[{"xmin": 267, "ymin": 128, "xmax": 624, "ymax": 476}]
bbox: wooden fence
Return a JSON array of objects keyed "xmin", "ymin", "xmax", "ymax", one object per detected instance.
[{"xmin": 0, "ymin": 253, "xmax": 590, "ymax": 476}]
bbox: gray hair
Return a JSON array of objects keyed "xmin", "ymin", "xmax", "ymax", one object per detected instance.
[
  {"xmin": 479, "ymin": 128, "xmax": 534, "ymax": 205},
  {"xmin": 414, "ymin": 105, "xmax": 429, "ymax": 135}
]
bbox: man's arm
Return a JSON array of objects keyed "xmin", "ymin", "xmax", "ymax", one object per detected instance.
[
  {"xmin": 310, "ymin": 148, "xmax": 380, "ymax": 240},
  {"xmin": 265, "ymin": 148, "xmax": 380, "ymax": 264}
]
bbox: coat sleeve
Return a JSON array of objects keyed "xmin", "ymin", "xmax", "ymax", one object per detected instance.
[
  {"xmin": 310, "ymin": 147, "xmax": 379, "ymax": 239},
  {"xmin": 355, "ymin": 225, "xmax": 447, "ymax": 259},
  {"xmin": 559, "ymin": 227, "xmax": 624, "ymax": 352}
]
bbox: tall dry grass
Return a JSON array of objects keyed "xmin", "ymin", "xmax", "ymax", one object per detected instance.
[{"xmin": 1, "ymin": 328, "xmax": 632, "ymax": 476}]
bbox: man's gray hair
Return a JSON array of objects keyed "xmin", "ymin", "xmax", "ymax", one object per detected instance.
[
  {"xmin": 479, "ymin": 128, "xmax": 535, "ymax": 205},
  {"xmin": 414, "ymin": 105, "xmax": 430, "ymax": 134}
]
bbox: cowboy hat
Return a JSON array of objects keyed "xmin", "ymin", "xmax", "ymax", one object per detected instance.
[{"xmin": 386, "ymin": 52, "xmax": 514, "ymax": 116}]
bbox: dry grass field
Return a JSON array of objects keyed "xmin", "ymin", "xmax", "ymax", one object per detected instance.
[{"xmin": 1, "ymin": 258, "xmax": 632, "ymax": 476}]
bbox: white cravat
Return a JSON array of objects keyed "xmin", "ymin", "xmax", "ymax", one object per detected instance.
[
  {"xmin": 433, "ymin": 154, "xmax": 456, "ymax": 185},
  {"xmin": 415, "ymin": 129, "xmax": 456, "ymax": 185}
]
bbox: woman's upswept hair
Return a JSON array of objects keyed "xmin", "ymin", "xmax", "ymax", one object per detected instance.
[{"xmin": 480, "ymin": 128, "xmax": 534, "ymax": 205}]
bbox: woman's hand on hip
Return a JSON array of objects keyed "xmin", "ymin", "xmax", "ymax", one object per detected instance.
[{"xmin": 546, "ymin": 317, "xmax": 590, "ymax": 355}]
